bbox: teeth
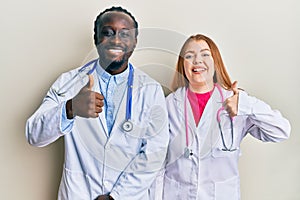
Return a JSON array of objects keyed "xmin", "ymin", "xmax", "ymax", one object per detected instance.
[
  {"xmin": 109, "ymin": 49, "xmax": 123, "ymax": 53},
  {"xmin": 192, "ymin": 68, "xmax": 206, "ymax": 72}
]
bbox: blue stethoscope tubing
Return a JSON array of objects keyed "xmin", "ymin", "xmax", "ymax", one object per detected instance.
[
  {"xmin": 123, "ymin": 64, "xmax": 134, "ymax": 132},
  {"xmin": 79, "ymin": 59, "xmax": 98, "ymax": 75},
  {"xmin": 54, "ymin": 59, "xmax": 98, "ymax": 96},
  {"xmin": 184, "ymin": 84, "xmax": 236, "ymax": 158},
  {"xmin": 83, "ymin": 59, "xmax": 134, "ymax": 132}
]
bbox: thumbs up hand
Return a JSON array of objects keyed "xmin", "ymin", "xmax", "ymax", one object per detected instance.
[
  {"xmin": 86, "ymin": 73, "xmax": 94, "ymax": 90},
  {"xmin": 66, "ymin": 74, "xmax": 104, "ymax": 119},
  {"xmin": 223, "ymin": 81, "xmax": 239, "ymax": 118}
]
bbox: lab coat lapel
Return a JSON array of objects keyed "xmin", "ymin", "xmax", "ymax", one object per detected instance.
[
  {"xmin": 197, "ymin": 87, "xmax": 217, "ymax": 131},
  {"xmin": 173, "ymin": 88, "xmax": 195, "ymax": 150},
  {"xmin": 198, "ymin": 86, "xmax": 223, "ymax": 158},
  {"xmin": 167, "ymin": 88, "xmax": 189, "ymax": 163},
  {"xmin": 91, "ymin": 70, "xmax": 109, "ymax": 136},
  {"xmin": 72, "ymin": 70, "xmax": 108, "ymax": 156},
  {"xmin": 108, "ymin": 76, "xmax": 128, "ymax": 138},
  {"xmin": 174, "ymin": 88, "xmax": 194, "ymax": 130}
]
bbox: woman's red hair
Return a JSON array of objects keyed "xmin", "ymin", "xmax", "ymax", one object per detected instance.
[{"xmin": 171, "ymin": 34, "xmax": 232, "ymax": 91}]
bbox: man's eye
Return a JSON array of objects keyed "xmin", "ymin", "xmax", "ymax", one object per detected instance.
[
  {"xmin": 119, "ymin": 31, "xmax": 130, "ymax": 38},
  {"xmin": 101, "ymin": 29, "xmax": 114, "ymax": 37},
  {"xmin": 120, "ymin": 30, "xmax": 134, "ymax": 39}
]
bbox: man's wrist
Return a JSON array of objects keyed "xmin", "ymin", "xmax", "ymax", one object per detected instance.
[
  {"xmin": 94, "ymin": 194, "xmax": 114, "ymax": 200},
  {"xmin": 66, "ymin": 99, "xmax": 74, "ymax": 119}
]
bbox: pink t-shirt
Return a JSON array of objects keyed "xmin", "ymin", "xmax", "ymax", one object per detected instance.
[{"xmin": 187, "ymin": 88, "xmax": 212, "ymax": 126}]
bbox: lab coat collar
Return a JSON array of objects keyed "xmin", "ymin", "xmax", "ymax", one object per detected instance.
[{"xmin": 96, "ymin": 60, "xmax": 130, "ymax": 85}]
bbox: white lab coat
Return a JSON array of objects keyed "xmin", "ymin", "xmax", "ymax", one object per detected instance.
[
  {"xmin": 162, "ymin": 86, "xmax": 290, "ymax": 200},
  {"xmin": 26, "ymin": 62, "xmax": 169, "ymax": 200}
]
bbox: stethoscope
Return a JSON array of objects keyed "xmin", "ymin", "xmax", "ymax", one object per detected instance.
[
  {"xmin": 122, "ymin": 63, "xmax": 134, "ymax": 132},
  {"xmin": 53, "ymin": 59, "xmax": 135, "ymax": 132},
  {"xmin": 184, "ymin": 84, "xmax": 237, "ymax": 158}
]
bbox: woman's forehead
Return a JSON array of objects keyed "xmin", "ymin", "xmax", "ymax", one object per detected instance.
[{"xmin": 184, "ymin": 40, "xmax": 210, "ymax": 52}]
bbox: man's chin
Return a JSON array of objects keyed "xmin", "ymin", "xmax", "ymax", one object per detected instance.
[{"xmin": 105, "ymin": 60, "xmax": 125, "ymax": 71}]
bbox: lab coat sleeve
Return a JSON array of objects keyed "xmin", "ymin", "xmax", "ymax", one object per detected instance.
[
  {"xmin": 25, "ymin": 72, "xmax": 76, "ymax": 147},
  {"xmin": 237, "ymin": 90, "xmax": 291, "ymax": 142},
  {"xmin": 109, "ymin": 85, "xmax": 169, "ymax": 200},
  {"xmin": 61, "ymin": 103, "xmax": 75, "ymax": 132}
]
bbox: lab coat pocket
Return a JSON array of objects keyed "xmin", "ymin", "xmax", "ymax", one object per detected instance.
[
  {"xmin": 215, "ymin": 176, "xmax": 240, "ymax": 200},
  {"xmin": 211, "ymin": 125, "xmax": 239, "ymax": 156},
  {"xmin": 59, "ymin": 168, "xmax": 90, "ymax": 200},
  {"xmin": 163, "ymin": 175, "xmax": 181, "ymax": 199},
  {"xmin": 149, "ymin": 169, "xmax": 164, "ymax": 200},
  {"xmin": 212, "ymin": 144, "xmax": 238, "ymax": 158}
]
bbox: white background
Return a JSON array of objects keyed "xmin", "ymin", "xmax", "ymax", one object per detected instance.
[{"xmin": 1, "ymin": 0, "xmax": 299, "ymax": 199}]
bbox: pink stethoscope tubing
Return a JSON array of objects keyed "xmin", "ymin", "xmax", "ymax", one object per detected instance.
[{"xmin": 184, "ymin": 84, "xmax": 236, "ymax": 155}]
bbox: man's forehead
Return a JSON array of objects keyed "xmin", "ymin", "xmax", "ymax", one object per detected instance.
[{"xmin": 100, "ymin": 11, "xmax": 135, "ymax": 27}]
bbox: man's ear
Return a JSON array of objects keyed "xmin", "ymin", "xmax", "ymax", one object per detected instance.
[{"xmin": 133, "ymin": 38, "xmax": 137, "ymax": 49}]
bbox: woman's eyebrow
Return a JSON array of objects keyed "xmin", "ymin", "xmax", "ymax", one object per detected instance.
[
  {"xmin": 183, "ymin": 48, "xmax": 210, "ymax": 55},
  {"xmin": 200, "ymin": 48, "xmax": 211, "ymax": 52},
  {"xmin": 183, "ymin": 50, "xmax": 195, "ymax": 55}
]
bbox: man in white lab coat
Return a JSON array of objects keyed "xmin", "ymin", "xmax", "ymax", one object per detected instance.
[{"xmin": 26, "ymin": 6, "xmax": 169, "ymax": 200}]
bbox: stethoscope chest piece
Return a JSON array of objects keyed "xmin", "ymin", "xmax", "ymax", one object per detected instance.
[
  {"xmin": 184, "ymin": 147, "xmax": 193, "ymax": 158},
  {"xmin": 122, "ymin": 120, "xmax": 133, "ymax": 132},
  {"xmin": 122, "ymin": 64, "xmax": 134, "ymax": 132}
]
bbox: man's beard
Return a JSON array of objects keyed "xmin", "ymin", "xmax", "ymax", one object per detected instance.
[{"xmin": 105, "ymin": 59, "xmax": 125, "ymax": 72}]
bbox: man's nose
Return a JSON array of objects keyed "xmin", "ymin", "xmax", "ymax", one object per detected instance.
[{"xmin": 110, "ymin": 33, "xmax": 122, "ymax": 44}]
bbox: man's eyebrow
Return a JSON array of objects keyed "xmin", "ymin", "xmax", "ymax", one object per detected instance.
[{"xmin": 101, "ymin": 26, "xmax": 134, "ymax": 31}]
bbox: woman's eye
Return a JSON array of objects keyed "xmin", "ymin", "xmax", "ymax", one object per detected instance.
[
  {"xmin": 184, "ymin": 54, "xmax": 193, "ymax": 59},
  {"xmin": 202, "ymin": 52, "xmax": 211, "ymax": 57}
]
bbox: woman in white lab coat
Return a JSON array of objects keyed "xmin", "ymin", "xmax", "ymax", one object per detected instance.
[{"xmin": 162, "ymin": 34, "xmax": 291, "ymax": 200}]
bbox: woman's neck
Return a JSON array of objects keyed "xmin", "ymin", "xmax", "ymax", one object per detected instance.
[{"xmin": 188, "ymin": 82, "xmax": 214, "ymax": 94}]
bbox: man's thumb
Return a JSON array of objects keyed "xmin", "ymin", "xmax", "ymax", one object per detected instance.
[{"xmin": 86, "ymin": 74, "xmax": 94, "ymax": 90}]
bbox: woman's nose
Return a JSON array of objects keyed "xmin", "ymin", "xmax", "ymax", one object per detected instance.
[{"xmin": 193, "ymin": 56, "xmax": 203, "ymax": 65}]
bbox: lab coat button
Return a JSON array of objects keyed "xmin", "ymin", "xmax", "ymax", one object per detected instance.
[
  {"xmin": 105, "ymin": 144, "xmax": 111, "ymax": 150},
  {"xmin": 103, "ymin": 180, "xmax": 109, "ymax": 187}
]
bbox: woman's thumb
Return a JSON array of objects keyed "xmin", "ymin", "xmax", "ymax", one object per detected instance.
[{"xmin": 232, "ymin": 81, "xmax": 239, "ymax": 95}]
